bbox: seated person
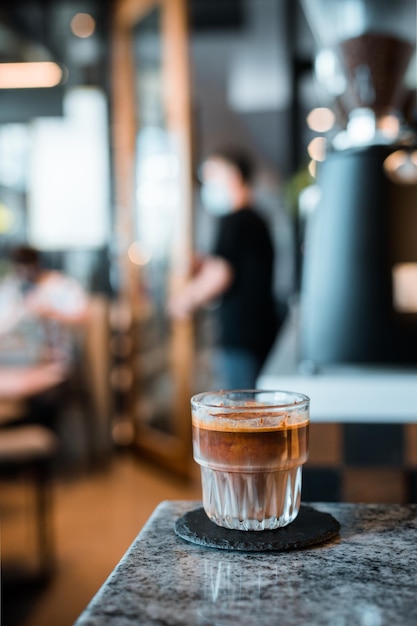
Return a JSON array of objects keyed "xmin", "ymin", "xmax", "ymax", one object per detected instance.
[{"xmin": 0, "ymin": 245, "xmax": 90, "ymax": 366}]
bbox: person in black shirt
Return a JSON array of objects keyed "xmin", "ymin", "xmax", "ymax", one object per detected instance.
[{"xmin": 169, "ymin": 147, "xmax": 278, "ymax": 389}]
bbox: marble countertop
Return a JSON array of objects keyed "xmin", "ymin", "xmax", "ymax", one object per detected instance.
[{"xmin": 74, "ymin": 500, "xmax": 417, "ymax": 626}]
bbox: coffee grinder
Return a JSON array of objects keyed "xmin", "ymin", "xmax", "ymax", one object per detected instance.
[{"xmin": 300, "ymin": 0, "xmax": 417, "ymax": 366}]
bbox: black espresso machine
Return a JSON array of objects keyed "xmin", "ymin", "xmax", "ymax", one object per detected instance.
[{"xmin": 300, "ymin": 0, "xmax": 417, "ymax": 367}]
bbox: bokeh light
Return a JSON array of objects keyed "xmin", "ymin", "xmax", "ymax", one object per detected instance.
[
  {"xmin": 307, "ymin": 136, "xmax": 327, "ymax": 162},
  {"xmin": 306, "ymin": 107, "xmax": 335, "ymax": 133},
  {"xmin": 70, "ymin": 13, "xmax": 96, "ymax": 38}
]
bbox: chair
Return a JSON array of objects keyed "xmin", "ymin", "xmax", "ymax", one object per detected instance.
[{"xmin": 0, "ymin": 424, "xmax": 58, "ymax": 579}]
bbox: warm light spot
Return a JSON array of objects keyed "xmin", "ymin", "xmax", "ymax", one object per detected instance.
[
  {"xmin": 307, "ymin": 137, "xmax": 327, "ymax": 162},
  {"xmin": 393, "ymin": 263, "xmax": 417, "ymax": 313},
  {"xmin": 384, "ymin": 150, "xmax": 417, "ymax": 184},
  {"xmin": 306, "ymin": 107, "xmax": 335, "ymax": 133},
  {"xmin": 384, "ymin": 150, "xmax": 408, "ymax": 171},
  {"xmin": 128, "ymin": 241, "xmax": 152, "ymax": 266},
  {"xmin": 70, "ymin": 12, "xmax": 96, "ymax": 38},
  {"xmin": 308, "ymin": 160, "xmax": 317, "ymax": 178},
  {"xmin": 378, "ymin": 114, "xmax": 400, "ymax": 140},
  {"xmin": 0, "ymin": 62, "xmax": 63, "ymax": 89}
]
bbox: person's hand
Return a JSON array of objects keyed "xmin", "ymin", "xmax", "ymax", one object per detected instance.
[{"xmin": 190, "ymin": 253, "xmax": 205, "ymax": 275}]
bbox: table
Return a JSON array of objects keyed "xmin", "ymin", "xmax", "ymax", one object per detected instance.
[
  {"xmin": 0, "ymin": 362, "xmax": 69, "ymax": 399},
  {"xmin": 0, "ymin": 362, "xmax": 69, "ymax": 423},
  {"xmin": 74, "ymin": 500, "xmax": 417, "ymax": 626}
]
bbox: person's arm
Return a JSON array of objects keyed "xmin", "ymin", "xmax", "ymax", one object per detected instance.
[{"xmin": 168, "ymin": 255, "xmax": 233, "ymax": 320}]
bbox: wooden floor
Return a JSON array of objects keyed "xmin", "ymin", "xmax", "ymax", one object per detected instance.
[{"xmin": 2, "ymin": 450, "xmax": 202, "ymax": 626}]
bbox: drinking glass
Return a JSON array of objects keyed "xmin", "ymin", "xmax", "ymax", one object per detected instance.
[{"xmin": 191, "ymin": 389, "xmax": 310, "ymax": 531}]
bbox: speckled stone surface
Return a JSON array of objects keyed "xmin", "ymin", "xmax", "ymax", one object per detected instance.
[{"xmin": 74, "ymin": 501, "xmax": 417, "ymax": 626}]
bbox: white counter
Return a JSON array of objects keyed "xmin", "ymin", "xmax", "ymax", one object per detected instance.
[{"xmin": 257, "ymin": 310, "xmax": 417, "ymax": 423}]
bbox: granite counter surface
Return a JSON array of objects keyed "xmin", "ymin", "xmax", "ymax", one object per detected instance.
[{"xmin": 74, "ymin": 501, "xmax": 417, "ymax": 626}]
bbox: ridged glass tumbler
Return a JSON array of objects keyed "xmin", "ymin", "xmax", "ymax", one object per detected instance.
[{"xmin": 191, "ymin": 390, "xmax": 310, "ymax": 531}]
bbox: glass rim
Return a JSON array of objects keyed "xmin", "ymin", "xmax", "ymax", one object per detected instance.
[{"xmin": 191, "ymin": 389, "xmax": 310, "ymax": 412}]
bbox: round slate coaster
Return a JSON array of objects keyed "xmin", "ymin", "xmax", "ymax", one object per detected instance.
[{"xmin": 174, "ymin": 505, "xmax": 340, "ymax": 552}]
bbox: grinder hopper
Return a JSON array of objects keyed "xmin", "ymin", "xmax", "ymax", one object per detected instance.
[{"xmin": 301, "ymin": 0, "xmax": 416, "ymax": 125}]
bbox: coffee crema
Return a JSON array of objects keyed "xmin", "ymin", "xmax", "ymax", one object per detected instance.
[{"xmin": 192, "ymin": 416, "xmax": 309, "ymax": 473}]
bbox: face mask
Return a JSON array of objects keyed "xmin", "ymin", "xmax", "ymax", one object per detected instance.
[{"xmin": 200, "ymin": 182, "xmax": 232, "ymax": 216}]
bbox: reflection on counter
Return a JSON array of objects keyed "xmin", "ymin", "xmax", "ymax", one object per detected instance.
[{"xmin": 198, "ymin": 557, "xmax": 299, "ymax": 625}]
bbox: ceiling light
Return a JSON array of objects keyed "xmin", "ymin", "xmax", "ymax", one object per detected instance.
[
  {"xmin": 306, "ymin": 107, "xmax": 335, "ymax": 133},
  {"xmin": 308, "ymin": 160, "xmax": 318, "ymax": 178},
  {"xmin": 0, "ymin": 62, "xmax": 63, "ymax": 89},
  {"xmin": 378, "ymin": 114, "xmax": 401, "ymax": 140},
  {"xmin": 71, "ymin": 13, "xmax": 96, "ymax": 39},
  {"xmin": 307, "ymin": 136, "xmax": 327, "ymax": 162},
  {"xmin": 383, "ymin": 150, "xmax": 417, "ymax": 184},
  {"xmin": 128, "ymin": 242, "xmax": 152, "ymax": 266}
]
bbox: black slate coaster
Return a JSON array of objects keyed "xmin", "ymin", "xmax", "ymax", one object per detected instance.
[{"xmin": 174, "ymin": 505, "xmax": 340, "ymax": 552}]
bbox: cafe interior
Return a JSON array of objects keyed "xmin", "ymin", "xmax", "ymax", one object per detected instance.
[{"xmin": 1, "ymin": 0, "xmax": 417, "ymax": 624}]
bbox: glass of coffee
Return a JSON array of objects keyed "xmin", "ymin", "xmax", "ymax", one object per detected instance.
[{"xmin": 191, "ymin": 390, "xmax": 310, "ymax": 531}]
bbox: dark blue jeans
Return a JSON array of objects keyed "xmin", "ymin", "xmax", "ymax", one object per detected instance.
[{"xmin": 214, "ymin": 347, "xmax": 263, "ymax": 390}]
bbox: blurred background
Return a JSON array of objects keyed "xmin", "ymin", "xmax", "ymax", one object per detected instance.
[{"xmin": 0, "ymin": 0, "xmax": 417, "ymax": 624}]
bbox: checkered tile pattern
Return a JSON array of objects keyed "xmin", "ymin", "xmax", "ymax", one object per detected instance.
[{"xmin": 303, "ymin": 423, "xmax": 417, "ymax": 503}]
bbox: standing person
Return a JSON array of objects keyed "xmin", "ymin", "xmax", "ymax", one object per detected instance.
[{"xmin": 169, "ymin": 146, "xmax": 278, "ymax": 389}]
